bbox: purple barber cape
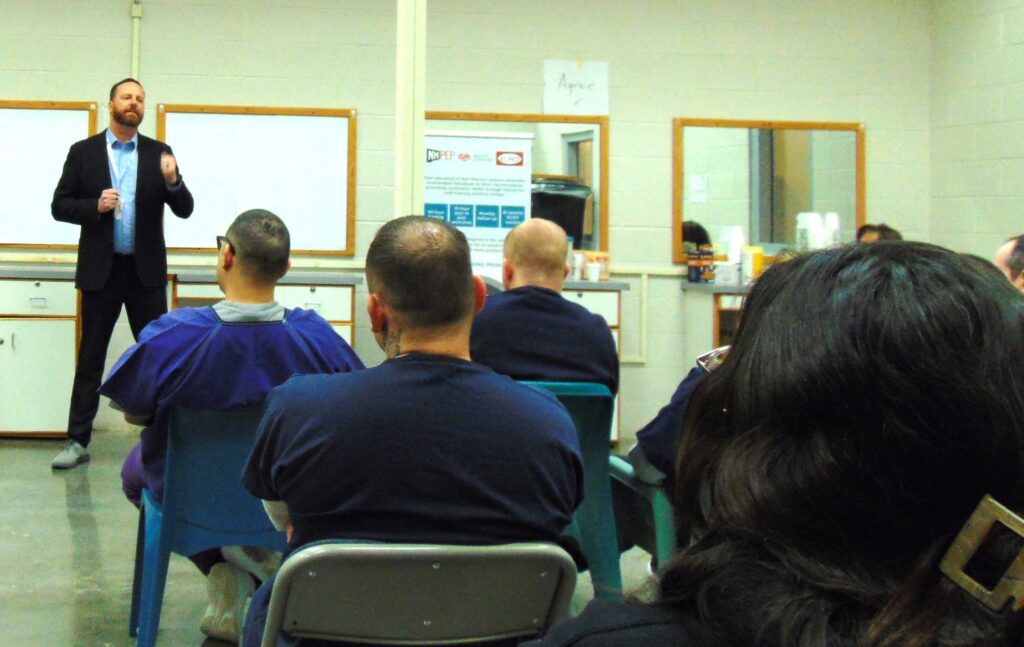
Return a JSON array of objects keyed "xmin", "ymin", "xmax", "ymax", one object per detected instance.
[{"xmin": 100, "ymin": 306, "xmax": 364, "ymax": 501}]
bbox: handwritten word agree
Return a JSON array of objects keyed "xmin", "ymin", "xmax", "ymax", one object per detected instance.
[{"xmin": 557, "ymin": 74, "xmax": 596, "ymax": 104}]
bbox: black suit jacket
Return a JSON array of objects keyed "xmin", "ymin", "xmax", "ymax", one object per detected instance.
[{"xmin": 51, "ymin": 132, "xmax": 194, "ymax": 290}]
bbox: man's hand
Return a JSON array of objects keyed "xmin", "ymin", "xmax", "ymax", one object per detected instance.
[
  {"xmin": 97, "ymin": 188, "xmax": 120, "ymax": 213},
  {"xmin": 160, "ymin": 152, "xmax": 179, "ymax": 184}
]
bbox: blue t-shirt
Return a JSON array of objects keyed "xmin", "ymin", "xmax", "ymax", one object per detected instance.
[
  {"xmin": 243, "ymin": 352, "xmax": 584, "ymax": 554},
  {"xmin": 100, "ymin": 306, "xmax": 364, "ymax": 500},
  {"xmin": 470, "ymin": 285, "xmax": 619, "ymax": 394}
]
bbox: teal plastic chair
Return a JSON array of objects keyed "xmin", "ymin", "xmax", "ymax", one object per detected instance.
[
  {"xmin": 521, "ymin": 381, "xmax": 622, "ymax": 599},
  {"xmin": 608, "ymin": 455, "xmax": 679, "ymax": 567},
  {"xmin": 128, "ymin": 406, "xmax": 287, "ymax": 647},
  {"xmin": 261, "ymin": 541, "xmax": 578, "ymax": 646}
]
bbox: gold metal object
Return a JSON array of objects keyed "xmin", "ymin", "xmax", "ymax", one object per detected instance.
[{"xmin": 939, "ymin": 495, "xmax": 1024, "ymax": 612}]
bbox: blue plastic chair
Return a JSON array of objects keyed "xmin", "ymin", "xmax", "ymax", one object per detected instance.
[
  {"xmin": 521, "ymin": 381, "xmax": 622, "ymax": 599},
  {"xmin": 608, "ymin": 455, "xmax": 679, "ymax": 567},
  {"xmin": 128, "ymin": 405, "xmax": 287, "ymax": 647}
]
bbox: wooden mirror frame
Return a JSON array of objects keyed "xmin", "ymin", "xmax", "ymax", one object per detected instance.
[
  {"xmin": 427, "ymin": 111, "xmax": 610, "ymax": 252},
  {"xmin": 672, "ymin": 118, "xmax": 865, "ymax": 263}
]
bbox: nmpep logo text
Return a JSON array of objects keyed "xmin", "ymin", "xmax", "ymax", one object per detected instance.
[
  {"xmin": 426, "ymin": 149, "xmax": 456, "ymax": 163},
  {"xmin": 496, "ymin": 151, "xmax": 524, "ymax": 166}
]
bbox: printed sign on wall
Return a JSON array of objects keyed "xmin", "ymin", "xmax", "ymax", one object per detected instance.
[{"xmin": 424, "ymin": 130, "xmax": 534, "ymax": 281}]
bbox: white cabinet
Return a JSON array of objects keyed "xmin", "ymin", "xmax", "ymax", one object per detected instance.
[
  {"xmin": 173, "ymin": 274, "xmax": 359, "ymax": 347},
  {"xmin": 0, "ymin": 277, "xmax": 78, "ymax": 436},
  {"xmin": 0, "ymin": 317, "xmax": 76, "ymax": 435}
]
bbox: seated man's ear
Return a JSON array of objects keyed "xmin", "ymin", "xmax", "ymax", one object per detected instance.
[
  {"xmin": 472, "ymin": 276, "xmax": 487, "ymax": 315},
  {"xmin": 501, "ymin": 259, "xmax": 514, "ymax": 289},
  {"xmin": 367, "ymin": 293, "xmax": 385, "ymax": 333}
]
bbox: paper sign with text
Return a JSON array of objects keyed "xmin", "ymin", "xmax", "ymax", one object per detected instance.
[{"xmin": 543, "ymin": 60, "xmax": 609, "ymax": 115}]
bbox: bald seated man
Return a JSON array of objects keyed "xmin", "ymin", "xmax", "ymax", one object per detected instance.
[
  {"xmin": 470, "ymin": 218, "xmax": 619, "ymax": 393},
  {"xmin": 994, "ymin": 235, "xmax": 1024, "ymax": 296}
]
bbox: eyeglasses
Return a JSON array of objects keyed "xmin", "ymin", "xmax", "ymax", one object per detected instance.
[{"xmin": 216, "ymin": 235, "xmax": 234, "ymax": 252}]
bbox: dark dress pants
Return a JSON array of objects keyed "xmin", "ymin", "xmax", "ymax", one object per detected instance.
[{"xmin": 67, "ymin": 255, "xmax": 166, "ymax": 446}]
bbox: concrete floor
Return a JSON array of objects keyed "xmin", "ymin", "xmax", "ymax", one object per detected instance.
[{"xmin": 0, "ymin": 428, "xmax": 655, "ymax": 646}]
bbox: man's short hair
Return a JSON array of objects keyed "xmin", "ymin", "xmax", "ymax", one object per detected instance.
[
  {"xmin": 874, "ymin": 224, "xmax": 902, "ymax": 240},
  {"xmin": 225, "ymin": 209, "xmax": 290, "ymax": 283},
  {"xmin": 1002, "ymin": 235, "xmax": 1024, "ymax": 280},
  {"xmin": 683, "ymin": 221, "xmax": 711, "ymax": 248},
  {"xmin": 857, "ymin": 223, "xmax": 902, "ymax": 242},
  {"xmin": 110, "ymin": 78, "xmax": 143, "ymax": 100},
  {"xmin": 366, "ymin": 216, "xmax": 475, "ymax": 328}
]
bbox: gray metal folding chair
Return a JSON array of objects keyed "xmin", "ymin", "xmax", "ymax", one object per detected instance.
[{"xmin": 261, "ymin": 542, "xmax": 577, "ymax": 646}]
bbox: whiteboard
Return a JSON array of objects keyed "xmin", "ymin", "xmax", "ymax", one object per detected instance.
[
  {"xmin": 0, "ymin": 101, "xmax": 98, "ymax": 247},
  {"xmin": 158, "ymin": 106, "xmax": 356, "ymax": 255}
]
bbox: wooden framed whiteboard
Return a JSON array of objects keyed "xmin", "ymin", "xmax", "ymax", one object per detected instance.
[
  {"xmin": 0, "ymin": 101, "xmax": 99, "ymax": 249},
  {"xmin": 157, "ymin": 104, "xmax": 357, "ymax": 255}
]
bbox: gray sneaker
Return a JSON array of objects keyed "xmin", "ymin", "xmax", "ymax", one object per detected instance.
[{"xmin": 51, "ymin": 440, "xmax": 90, "ymax": 469}]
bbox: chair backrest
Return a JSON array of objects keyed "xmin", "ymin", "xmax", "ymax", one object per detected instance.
[
  {"xmin": 521, "ymin": 381, "xmax": 623, "ymax": 598},
  {"xmin": 262, "ymin": 542, "xmax": 578, "ymax": 646},
  {"xmin": 520, "ymin": 381, "xmax": 614, "ymax": 478},
  {"xmin": 162, "ymin": 405, "xmax": 284, "ymax": 553}
]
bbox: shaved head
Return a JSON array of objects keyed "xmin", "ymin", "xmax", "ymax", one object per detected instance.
[
  {"xmin": 995, "ymin": 235, "xmax": 1024, "ymax": 296},
  {"xmin": 503, "ymin": 219, "xmax": 569, "ymax": 289}
]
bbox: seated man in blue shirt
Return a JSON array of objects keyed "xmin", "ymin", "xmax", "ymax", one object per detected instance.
[
  {"xmin": 100, "ymin": 209, "xmax": 364, "ymax": 643},
  {"xmin": 470, "ymin": 218, "xmax": 619, "ymax": 394},
  {"xmin": 241, "ymin": 216, "xmax": 584, "ymax": 647}
]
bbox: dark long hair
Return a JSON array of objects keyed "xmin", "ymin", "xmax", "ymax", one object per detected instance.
[{"xmin": 659, "ymin": 241, "xmax": 1024, "ymax": 646}]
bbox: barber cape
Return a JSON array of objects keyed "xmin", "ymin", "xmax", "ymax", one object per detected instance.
[{"xmin": 100, "ymin": 306, "xmax": 364, "ymax": 500}]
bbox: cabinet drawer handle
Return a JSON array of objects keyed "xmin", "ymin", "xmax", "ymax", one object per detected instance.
[{"xmin": 34, "ymin": 281, "xmax": 41, "ymax": 287}]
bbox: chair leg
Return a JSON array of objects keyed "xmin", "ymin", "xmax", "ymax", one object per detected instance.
[
  {"xmin": 575, "ymin": 483, "xmax": 623, "ymax": 600},
  {"xmin": 135, "ymin": 500, "xmax": 171, "ymax": 647},
  {"xmin": 650, "ymin": 492, "xmax": 678, "ymax": 568},
  {"xmin": 129, "ymin": 506, "xmax": 146, "ymax": 637}
]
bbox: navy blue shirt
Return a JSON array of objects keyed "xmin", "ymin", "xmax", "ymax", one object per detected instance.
[
  {"xmin": 523, "ymin": 598, "xmax": 714, "ymax": 647},
  {"xmin": 471, "ymin": 285, "xmax": 619, "ymax": 394},
  {"xmin": 243, "ymin": 352, "xmax": 584, "ymax": 554},
  {"xmin": 634, "ymin": 366, "xmax": 706, "ymax": 489}
]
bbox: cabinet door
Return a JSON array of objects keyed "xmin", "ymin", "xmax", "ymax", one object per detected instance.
[{"xmin": 0, "ymin": 319, "xmax": 75, "ymax": 433}]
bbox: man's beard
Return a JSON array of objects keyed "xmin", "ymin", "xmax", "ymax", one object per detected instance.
[{"xmin": 112, "ymin": 107, "xmax": 142, "ymax": 127}]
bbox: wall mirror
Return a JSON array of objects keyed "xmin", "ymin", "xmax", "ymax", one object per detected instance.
[
  {"xmin": 427, "ymin": 111, "xmax": 609, "ymax": 252},
  {"xmin": 672, "ymin": 118, "xmax": 865, "ymax": 262}
]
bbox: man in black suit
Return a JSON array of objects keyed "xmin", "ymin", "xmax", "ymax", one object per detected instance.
[{"xmin": 50, "ymin": 78, "xmax": 194, "ymax": 469}]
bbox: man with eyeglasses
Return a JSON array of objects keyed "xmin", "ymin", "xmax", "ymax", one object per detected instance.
[
  {"xmin": 51, "ymin": 78, "xmax": 194, "ymax": 470},
  {"xmin": 99, "ymin": 209, "xmax": 364, "ymax": 642}
]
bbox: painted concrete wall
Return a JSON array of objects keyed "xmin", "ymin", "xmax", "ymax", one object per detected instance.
[{"xmin": 0, "ymin": 0, "xmax": 969, "ymax": 444}]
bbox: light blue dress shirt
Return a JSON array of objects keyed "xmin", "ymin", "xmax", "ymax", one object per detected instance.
[{"xmin": 106, "ymin": 128, "xmax": 138, "ymax": 254}]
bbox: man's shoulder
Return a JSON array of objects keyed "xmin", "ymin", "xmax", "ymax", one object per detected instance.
[
  {"xmin": 135, "ymin": 133, "xmax": 171, "ymax": 157},
  {"xmin": 481, "ymin": 286, "xmax": 566, "ymax": 315},
  {"xmin": 473, "ymin": 368, "xmax": 572, "ymax": 415},
  {"xmin": 285, "ymin": 307, "xmax": 333, "ymax": 328},
  {"xmin": 69, "ymin": 132, "xmax": 106, "ymax": 152},
  {"xmin": 143, "ymin": 306, "xmax": 217, "ymax": 336}
]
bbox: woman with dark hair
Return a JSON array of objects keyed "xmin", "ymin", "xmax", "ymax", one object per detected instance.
[{"xmin": 528, "ymin": 242, "xmax": 1024, "ymax": 646}]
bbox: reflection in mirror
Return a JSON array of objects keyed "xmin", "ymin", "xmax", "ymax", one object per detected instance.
[
  {"xmin": 427, "ymin": 112, "xmax": 609, "ymax": 252},
  {"xmin": 672, "ymin": 119, "xmax": 864, "ymax": 263}
]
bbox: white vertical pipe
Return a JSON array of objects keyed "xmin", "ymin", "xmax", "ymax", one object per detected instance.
[
  {"xmin": 130, "ymin": 1, "xmax": 142, "ymax": 78},
  {"xmin": 394, "ymin": 0, "xmax": 427, "ymax": 217}
]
